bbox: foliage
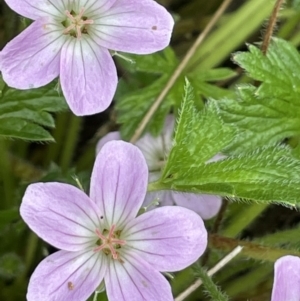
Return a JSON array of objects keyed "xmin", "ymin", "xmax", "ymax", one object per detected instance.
[{"xmin": 0, "ymin": 80, "xmax": 68, "ymax": 141}]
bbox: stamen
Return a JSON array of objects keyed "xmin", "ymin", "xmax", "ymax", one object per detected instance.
[
  {"xmin": 94, "ymin": 225, "xmax": 126, "ymax": 260},
  {"xmin": 63, "ymin": 7, "xmax": 94, "ymax": 39}
]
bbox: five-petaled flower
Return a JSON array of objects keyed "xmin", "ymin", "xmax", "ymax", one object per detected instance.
[
  {"xmin": 0, "ymin": 0, "xmax": 174, "ymax": 116},
  {"xmin": 97, "ymin": 115, "xmax": 224, "ymax": 220},
  {"xmin": 271, "ymin": 255, "xmax": 300, "ymax": 301},
  {"xmin": 20, "ymin": 140, "xmax": 207, "ymax": 301}
]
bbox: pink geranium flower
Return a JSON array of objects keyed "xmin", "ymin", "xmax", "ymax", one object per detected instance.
[
  {"xmin": 20, "ymin": 141, "xmax": 207, "ymax": 301},
  {"xmin": 97, "ymin": 116, "xmax": 223, "ymax": 219},
  {"xmin": 271, "ymin": 255, "xmax": 300, "ymax": 301},
  {"xmin": 0, "ymin": 0, "xmax": 174, "ymax": 116}
]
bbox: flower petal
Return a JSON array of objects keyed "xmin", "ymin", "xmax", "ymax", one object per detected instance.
[
  {"xmin": 135, "ymin": 115, "xmax": 174, "ymax": 171},
  {"xmin": 123, "ymin": 206, "xmax": 207, "ymax": 271},
  {"xmin": 90, "ymin": 141, "xmax": 148, "ymax": 228},
  {"xmin": 96, "ymin": 131, "xmax": 121, "ymax": 154},
  {"xmin": 271, "ymin": 255, "xmax": 300, "ymax": 301},
  {"xmin": 27, "ymin": 250, "xmax": 107, "ymax": 301},
  {"xmin": 84, "ymin": 0, "xmax": 117, "ymax": 16},
  {"xmin": 0, "ymin": 18, "xmax": 65, "ymax": 89},
  {"xmin": 105, "ymin": 251, "xmax": 173, "ymax": 301},
  {"xmin": 172, "ymin": 192, "xmax": 222, "ymax": 220},
  {"xmin": 20, "ymin": 182, "xmax": 101, "ymax": 251},
  {"xmin": 4, "ymin": 0, "xmax": 65, "ymax": 20},
  {"xmin": 90, "ymin": 0, "xmax": 174, "ymax": 54},
  {"xmin": 60, "ymin": 37, "xmax": 117, "ymax": 115}
]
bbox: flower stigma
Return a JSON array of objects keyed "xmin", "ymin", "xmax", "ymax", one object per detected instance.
[
  {"xmin": 63, "ymin": 8, "xmax": 93, "ymax": 39},
  {"xmin": 94, "ymin": 224, "xmax": 126, "ymax": 261}
]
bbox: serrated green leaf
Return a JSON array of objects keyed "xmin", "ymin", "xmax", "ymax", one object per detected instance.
[
  {"xmin": 218, "ymin": 85, "xmax": 300, "ymax": 152},
  {"xmin": 154, "ymin": 81, "xmax": 300, "ymax": 205},
  {"xmin": 0, "ymin": 118, "xmax": 54, "ymax": 141},
  {"xmin": 162, "ymin": 80, "xmax": 233, "ymax": 178},
  {"xmin": 158, "ymin": 146, "xmax": 300, "ymax": 206},
  {"xmin": 218, "ymin": 38, "xmax": 300, "ymax": 153},
  {"xmin": 0, "ymin": 108, "xmax": 54, "ymax": 127}
]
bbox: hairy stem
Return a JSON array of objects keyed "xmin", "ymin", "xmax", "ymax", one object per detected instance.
[{"xmin": 261, "ymin": 0, "xmax": 285, "ymax": 54}]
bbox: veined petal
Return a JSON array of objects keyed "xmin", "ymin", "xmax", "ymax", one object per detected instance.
[
  {"xmin": 90, "ymin": 141, "xmax": 148, "ymax": 228},
  {"xmin": 90, "ymin": 0, "xmax": 174, "ymax": 54},
  {"xmin": 135, "ymin": 115, "xmax": 174, "ymax": 171},
  {"xmin": 82, "ymin": 0, "xmax": 117, "ymax": 16},
  {"xmin": 20, "ymin": 182, "xmax": 101, "ymax": 251},
  {"xmin": 123, "ymin": 206, "xmax": 207, "ymax": 272},
  {"xmin": 27, "ymin": 250, "xmax": 107, "ymax": 301},
  {"xmin": 60, "ymin": 37, "xmax": 117, "ymax": 116},
  {"xmin": 271, "ymin": 255, "xmax": 300, "ymax": 301},
  {"xmin": 135, "ymin": 133, "xmax": 166, "ymax": 171},
  {"xmin": 172, "ymin": 192, "xmax": 222, "ymax": 220},
  {"xmin": 0, "ymin": 18, "xmax": 65, "ymax": 90},
  {"xmin": 96, "ymin": 131, "xmax": 121, "ymax": 154},
  {"xmin": 105, "ymin": 251, "xmax": 173, "ymax": 301},
  {"xmin": 4, "ymin": 0, "xmax": 65, "ymax": 20}
]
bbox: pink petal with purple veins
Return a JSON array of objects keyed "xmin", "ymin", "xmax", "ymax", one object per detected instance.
[
  {"xmin": 90, "ymin": 0, "xmax": 174, "ymax": 54},
  {"xmin": 4, "ymin": 0, "xmax": 64, "ymax": 20},
  {"xmin": 105, "ymin": 251, "xmax": 173, "ymax": 301},
  {"xmin": 0, "ymin": 18, "xmax": 65, "ymax": 89},
  {"xmin": 60, "ymin": 38, "xmax": 118, "ymax": 116},
  {"xmin": 96, "ymin": 131, "xmax": 121, "ymax": 154},
  {"xmin": 20, "ymin": 182, "xmax": 101, "ymax": 251},
  {"xmin": 271, "ymin": 255, "xmax": 300, "ymax": 301},
  {"xmin": 172, "ymin": 192, "xmax": 222, "ymax": 220},
  {"xmin": 84, "ymin": 0, "xmax": 117, "ymax": 16},
  {"xmin": 27, "ymin": 249, "xmax": 107, "ymax": 301},
  {"xmin": 90, "ymin": 141, "xmax": 148, "ymax": 228},
  {"xmin": 123, "ymin": 206, "xmax": 207, "ymax": 271}
]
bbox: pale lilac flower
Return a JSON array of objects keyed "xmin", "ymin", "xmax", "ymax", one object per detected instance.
[
  {"xmin": 0, "ymin": 0, "xmax": 174, "ymax": 116},
  {"xmin": 96, "ymin": 116, "xmax": 223, "ymax": 219},
  {"xmin": 271, "ymin": 255, "xmax": 300, "ymax": 301},
  {"xmin": 20, "ymin": 140, "xmax": 207, "ymax": 301}
]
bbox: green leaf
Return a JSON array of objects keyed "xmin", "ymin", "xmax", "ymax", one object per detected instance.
[
  {"xmin": 153, "ymin": 81, "xmax": 300, "ymax": 206},
  {"xmin": 0, "ymin": 118, "xmax": 54, "ymax": 141},
  {"xmin": 119, "ymin": 47, "xmax": 178, "ymax": 74},
  {"xmin": 162, "ymin": 80, "xmax": 233, "ymax": 179},
  {"xmin": 0, "ymin": 81, "xmax": 68, "ymax": 141},
  {"xmin": 159, "ymin": 146, "xmax": 300, "ymax": 206},
  {"xmin": 218, "ymin": 38, "xmax": 300, "ymax": 153}
]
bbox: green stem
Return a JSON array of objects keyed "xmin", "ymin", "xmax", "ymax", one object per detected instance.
[{"xmin": 59, "ymin": 114, "xmax": 82, "ymax": 173}]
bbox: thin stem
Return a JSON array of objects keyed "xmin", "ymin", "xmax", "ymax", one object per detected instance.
[
  {"xmin": 59, "ymin": 114, "xmax": 82, "ymax": 173},
  {"xmin": 129, "ymin": 0, "xmax": 234, "ymax": 143},
  {"xmin": 261, "ymin": 0, "xmax": 285, "ymax": 54},
  {"xmin": 175, "ymin": 246, "xmax": 243, "ymax": 301},
  {"xmin": 201, "ymin": 199, "xmax": 228, "ymax": 265}
]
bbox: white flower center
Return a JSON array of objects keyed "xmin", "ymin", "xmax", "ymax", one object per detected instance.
[
  {"xmin": 63, "ymin": 7, "xmax": 94, "ymax": 39},
  {"xmin": 94, "ymin": 224, "xmax": 126, "ymax": 261}
]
